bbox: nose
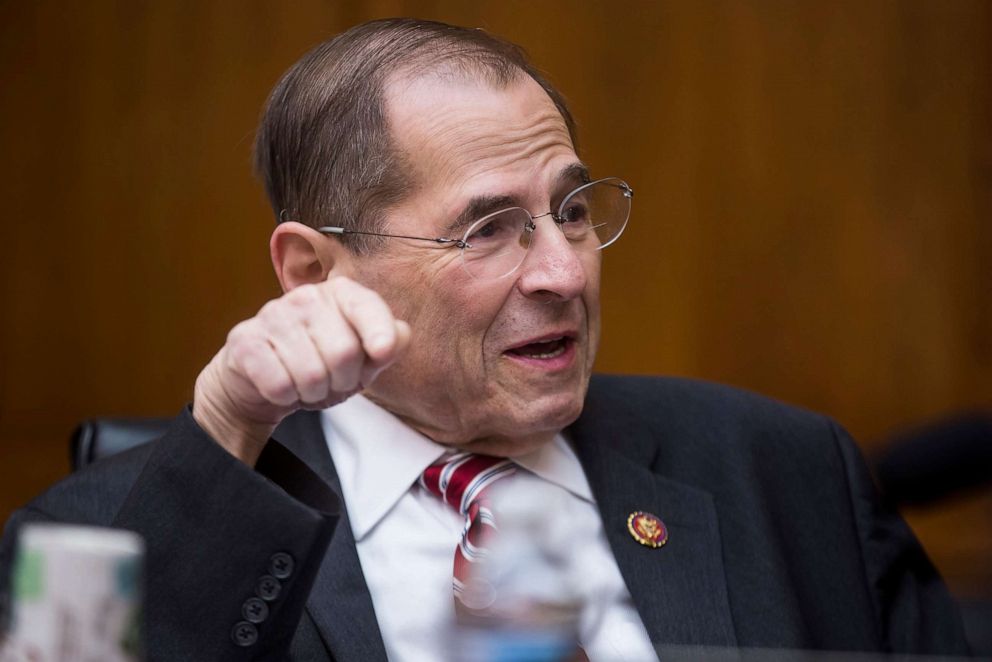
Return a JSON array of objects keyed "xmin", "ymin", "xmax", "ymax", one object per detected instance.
[{"xmin": 515, "ymin": 216, "xmax": 590, "ymax": 303}]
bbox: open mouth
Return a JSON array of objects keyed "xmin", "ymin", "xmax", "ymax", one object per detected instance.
[{"xmin": 505, "ymin": 336, "xmax": 572, "ymax": 360}]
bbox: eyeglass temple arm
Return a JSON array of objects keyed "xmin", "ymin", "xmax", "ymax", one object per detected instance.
[{"xmin": 317, "ymin": 226, "xmax": 466, "ymax": 249}]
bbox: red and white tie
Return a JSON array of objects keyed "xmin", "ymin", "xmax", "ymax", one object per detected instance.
[{"xmin": 420, "ymin": 452, "xmax": 516, "ymax": 607}]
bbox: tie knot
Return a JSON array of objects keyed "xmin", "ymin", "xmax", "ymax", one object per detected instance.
[{"xmin": 420, "ymin": 452, "xmax": 516, "ymax": 515}]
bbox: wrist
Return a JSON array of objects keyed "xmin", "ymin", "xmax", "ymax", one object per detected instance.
[{"xmin": 193, "ymin": 371, "xmax": 273, "ymax": 467}]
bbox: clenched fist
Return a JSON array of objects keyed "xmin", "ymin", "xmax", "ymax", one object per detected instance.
[{"xmin": 192, "ymin": 276, "xmax": 411, "ymax": 465}]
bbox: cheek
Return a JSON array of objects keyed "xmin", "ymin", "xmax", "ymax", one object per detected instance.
[
  {"xmin": 361, "ymin": 254, "xmax": 450, "ymax": 323},
  {"xmin": 401, "ymin": 277, "xmax": 500, "ymax": 361},
  {"xmin": 388, "ymin": 291, "xmax": 498, "ymax": 395}
]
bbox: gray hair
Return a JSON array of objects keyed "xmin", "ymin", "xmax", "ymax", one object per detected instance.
[{"xmin": 253, "ymin": 18, "xmax": 578, "ymax": 253}]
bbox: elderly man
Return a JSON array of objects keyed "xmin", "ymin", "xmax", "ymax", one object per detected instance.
[{"xmin": 0, "ymin": 18, "xmax": 968, "ymax": 661}]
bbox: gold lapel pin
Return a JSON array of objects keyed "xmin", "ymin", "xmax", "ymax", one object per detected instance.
[{"xmin": 627, "ymin": 511, "xmax": 668, "ymax": 548}]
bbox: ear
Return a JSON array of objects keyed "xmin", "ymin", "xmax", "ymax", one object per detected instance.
[{"xmin": 270, "ymin": 221, "xmax": 355, "ymax": 292}]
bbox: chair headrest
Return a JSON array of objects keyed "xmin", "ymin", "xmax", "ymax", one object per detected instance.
[{"xmin": 70, "ymin": 417, "xmax": 171, "ymax": 471}]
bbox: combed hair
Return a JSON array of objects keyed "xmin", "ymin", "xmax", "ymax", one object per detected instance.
[{"xmin": 253, "ymin": 18, "xmax": 578, "ymax": 253}]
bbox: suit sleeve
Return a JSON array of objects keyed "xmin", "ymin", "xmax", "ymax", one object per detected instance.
[
  {"xmin": 830, "ymin": 421, "xmax": 971, "ymax": 655},
  {"xmin": 3, "ymin": 408, "xmax": 340, "ymax": 661}
]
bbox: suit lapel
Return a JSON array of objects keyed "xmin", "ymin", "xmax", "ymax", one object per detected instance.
[
  {"xmin": 570, "ymin": 405, "xmax": 738, "ymax": 648},
  {"xmin": 271, "ymin": 383, "xmax": 738, "ymax": 656},
  {"xmin": 274, "ymin": 411, "xmax": 389, "ymax": 662}
]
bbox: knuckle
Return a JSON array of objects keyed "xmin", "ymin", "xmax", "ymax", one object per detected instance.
[
  {"xmin": 326, "ymin": 275, "xmax": 355, "ymax": 291},
  {"xmin": 259, "ymin": 298, "xmax": 280, "ymax": 316},
  {"xmin": 330, "ymin": 276, "xmax": 374, "ymax": 304},
  {"xmin": 227, "ymin": 337, "xmax": 257, "ymax": 368},
  {"xmin": 227, "ymin": 333, "xmax": 267, "ymax": 369},
  {"xmin": 286, "ymin": 283, "xmax": 321, "ymax": 309},
  {"xmin": 258, "ymin": 299, "xmax": 284, "ymax": 325},
  {"xmin": 226, "ymin": 320, "xmax": 254, "ymax": 346},
  {"xmin": 322, "ymin": 276, "xmax": 350, "ymax": 301},
  {"xmin": 260, "ymin": 376, "xmax": 296, "ymax": 406}
]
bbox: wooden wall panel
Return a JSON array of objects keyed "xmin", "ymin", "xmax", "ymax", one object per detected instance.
[{"xmin": 1, "ymin": 1, "xmax": 989, "ymax": 596}]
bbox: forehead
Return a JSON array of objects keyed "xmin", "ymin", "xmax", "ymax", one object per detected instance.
[{"xmin": 384, "ymin": 72, "xmax": 578, "ymax": 222}]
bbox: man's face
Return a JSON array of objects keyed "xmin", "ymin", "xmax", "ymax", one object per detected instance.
[{"xmin": 352, "ymin": 73, "xmax": 601, "ymax": 456}]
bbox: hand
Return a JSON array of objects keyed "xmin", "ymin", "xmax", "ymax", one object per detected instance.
[{"xmin": 193, "ymin": 276, "xmax": 411, "ymax": 465}]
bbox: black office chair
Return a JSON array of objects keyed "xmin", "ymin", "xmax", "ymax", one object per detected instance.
[
  {"xmin": 874, "ymin": 411, "xmax": 992, "ymax": 657},
  {"xmin": 69, "ymin": 417, "xmax": 171, "ymax": 471},
  {"xmin": 874, "ymin": 411, "xmax": 992, "ymax": 506}
]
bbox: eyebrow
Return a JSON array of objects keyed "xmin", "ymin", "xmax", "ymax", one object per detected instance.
[
  {"xmin": 554, "ymin": 162, "xmax": 592, "ymax": 192},
  {"xmin": 443, "ymin": 194, "xmax": 518, "ymax": 237},
  {"xmin": 441, "ymin": 162, "xmax": 592, "ymax": 238}
]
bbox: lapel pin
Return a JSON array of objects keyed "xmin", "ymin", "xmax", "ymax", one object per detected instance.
[{"xmin": 627, "ymin": 511, "xmax": 668, "ymax": 548}]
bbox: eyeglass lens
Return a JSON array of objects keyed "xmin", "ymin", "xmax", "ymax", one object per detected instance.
[{"xmin": 460, "ymin": 178, "xmax": 631, "ymax": 280}]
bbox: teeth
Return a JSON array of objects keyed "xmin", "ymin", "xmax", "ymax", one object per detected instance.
[
  {"xmin": 528, "ymin": 343, "xmax": 567, "ymax": 359},
  {"xmin": 506, "ymin": 336, "xmax": 571, "ymax": 359}
]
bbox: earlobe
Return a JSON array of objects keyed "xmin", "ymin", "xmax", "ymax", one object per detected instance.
[{"xmin": 270, "ymin": 222, "xmax": 352, "ymax": 292}]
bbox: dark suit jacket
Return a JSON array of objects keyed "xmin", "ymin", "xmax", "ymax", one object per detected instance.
[{"xmin": 0, "ymin": 376, "xmax": 969, "ymax": 660}]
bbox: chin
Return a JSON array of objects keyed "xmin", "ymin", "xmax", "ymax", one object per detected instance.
[
  {"xmin": 462, "ymin": 427, "xmax": 567, "ymax": 457},
  {"xmin": 442, "ymin": 388, "xmax": 586, "ymax": 457},
  {"xmin": 507, "ymin": 390, "xmax": 586, "ymax": 439}
]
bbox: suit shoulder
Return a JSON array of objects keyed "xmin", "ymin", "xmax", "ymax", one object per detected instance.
[
  {"xmin": 584, "ymin": 374, "xmax": 847, "ymax": 467},
  {"xmin": 17, "ymin": 440, "xmax": 155, "ymax": 526},
  {"xmin": 588, "ymin": 374, "xmax": 831, "ymax": 429},
  {"xmin": 583, "ymin": 374, "xmax": 859, "ymax": 514}
]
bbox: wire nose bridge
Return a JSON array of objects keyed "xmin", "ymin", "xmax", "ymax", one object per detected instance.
[
  {"xmin": 522, "ymin": 210, "xmax": 560, "ymax": 237},
  {"xmin": 514, "ymin": 208, "xmax": 589, "ymax": 303},
  {"xmin": 518, "ymin": 209, "xmax": 585, "ymax": 267}
]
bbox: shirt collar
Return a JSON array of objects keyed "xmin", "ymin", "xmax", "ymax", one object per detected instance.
[
  {"xmin": 321, "ymin": 395, "xmax": 595, "ymax": 541},
  {"xmin": 322, "ymin": 395, "xmax": 446, "ymax": 541},
  {"xmin": 513, "ymin": 433, "xmax": 594, "ymax": 505}
]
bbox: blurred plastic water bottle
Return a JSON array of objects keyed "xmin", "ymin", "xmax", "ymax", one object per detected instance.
[
  {"xmin": 453, "ymin": 479, "xmax": 587, "ymax": 662},
  {"xmin": 2, "ymin": 523, "xmax": 144, "ymax": 662}
]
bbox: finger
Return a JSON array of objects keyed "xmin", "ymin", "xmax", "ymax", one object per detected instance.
[
  {"xmin": 324, "ymin": 277, "xmax": 402, "ymax": 363},
  {"xmin": 394, "ymin": 319, "xmax": 412, "ymax": 353},
  {"xmin": 359, "ymin": 319, "xmax": 412, "ymax": 386},
  {"xmin": 304, "ymin": 301, "xmax": 365, "ymax": 394},
  {"xmin": 229, "ymin": 331, "xmax": 299, "ymax": 409},
  {"xmin": 262, "ymin": 307, "xmax": 332, "ymax": 405}
]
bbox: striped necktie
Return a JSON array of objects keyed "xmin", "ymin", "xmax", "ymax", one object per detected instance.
[{"xmin": 419, "ymin": 452, "xmax": 516, "ymax": 608}]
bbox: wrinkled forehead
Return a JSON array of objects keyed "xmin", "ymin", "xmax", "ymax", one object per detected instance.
[{"xmin": 383, "ymin": 70, "xmax": 576, "ymax": 201}]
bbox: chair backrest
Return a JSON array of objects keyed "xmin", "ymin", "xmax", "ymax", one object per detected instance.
[
  {"xmin": 70, "ymin": 418, "xmax": 172, "ymax": 471},
  {"xmin": 874, "ymin": 411, "xmax": 992, "ymax": 505}
]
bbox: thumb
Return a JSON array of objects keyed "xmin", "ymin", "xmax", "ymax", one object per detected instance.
[
  {"xmin": 393, "ymin": 319, "xmax": 412, "ymax": 355},
  {"xmin": 360, "ymin": 319, "xmax": 411, "ymax": 387}
]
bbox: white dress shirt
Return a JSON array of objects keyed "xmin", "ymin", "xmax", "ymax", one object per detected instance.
[{"xmin": 322, "ymin": 394, "xmax": 657, "ymax": 661}]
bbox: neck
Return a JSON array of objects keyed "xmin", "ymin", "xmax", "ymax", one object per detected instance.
[{"xmin": 363, "ymin": 391, "xmax": 558, "ymax": 458}]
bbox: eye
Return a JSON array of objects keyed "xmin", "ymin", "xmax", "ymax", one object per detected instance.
[
  {"xmin": 474, "ymin": 221, "xmax": 498, "ymax": 239},
  {"xmin": 467, "ymin": 219, "xmax": 498, "ymax": 242},
  {"xmin": 465, "ymin": 211, "xmax": 518, "ymax": 245},
  {"xmin": 558, "ymin": 198, "xmax": 591, "ymax": 225}
]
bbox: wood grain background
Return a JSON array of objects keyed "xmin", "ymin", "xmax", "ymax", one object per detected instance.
[{"xmin": 1, "ymin": 1, "xmax": 989, "ymax": 598}]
